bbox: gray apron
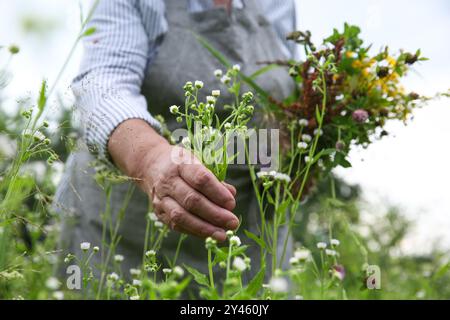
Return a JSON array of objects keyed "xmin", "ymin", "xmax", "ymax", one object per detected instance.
[{"xmin": 54, "ymin": 0, "xmax": 294, "ymax": 288}]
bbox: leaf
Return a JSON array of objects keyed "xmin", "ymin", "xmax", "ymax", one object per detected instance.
[
  {"xmin": 244, "ymin": 230, "xmax": 266, "ymax": 249},
  {"xmin": 244, "ymin": 265, "xmax": 266, "ymax": 296},
  {"xmin": 82, "ymin": 27, "xmax": 96, "ymax": 37},
  {"xmin": 249, "ymin": 64, "xmax": 280, "ymax": 80},
  {"xmin": 37, "ymin": 80, "xmax": 47, "ymax": 112},
  {"xmin": 183, "ymin": 264, "xmax": 210, "ymax": 287}
]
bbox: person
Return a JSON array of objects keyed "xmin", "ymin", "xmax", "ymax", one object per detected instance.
[{"xmin": 54, "ymin": 0, "xmax": 296, "ymax": 283}]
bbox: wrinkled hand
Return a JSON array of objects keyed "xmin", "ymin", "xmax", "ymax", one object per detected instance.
[{"xmin": 140, "ymin": 144, "xmax": 238, "ymax": 242}]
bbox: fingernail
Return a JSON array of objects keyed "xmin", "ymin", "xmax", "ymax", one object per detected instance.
[
  {"xmin": 226, "ymin": 219, "xmax": 239, "ymax": 230},
  {"xmin": 225, "ymin": 198, "xmax": 236, "ymax": 210},
  {"xmin": 212, "ymin": 230, "xmax": 226, "ymax": 242}
]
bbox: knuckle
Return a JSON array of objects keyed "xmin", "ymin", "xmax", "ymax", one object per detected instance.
[
  {"xmin": 193, "ymin": 169, "xmax": 210, "ymax": 187},
  {"xmin": 169, "ymin": 209, "xmax": 184, "ymax": 229},
  {"xmin": 183, "ymin": 192, "xmax": 200, "ymax": 209}
]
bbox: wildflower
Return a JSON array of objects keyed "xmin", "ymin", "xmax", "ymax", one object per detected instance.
[
  {"xmin": 294, "ymin": 295, "xmax": 304, "ymax": 300},
  {"xmin": 232, "ymin": 64, "xmax": 241, "ymax": 72},
  {"xmin": 130, "ymin": 295, "xmax": 140, "ymax": 300},
  {"xmin": 352, "ymin": 109, "xmax": 369, "ymax": 123},
  {"xmin": 274, "ymin": 173, "xmax": 291, "ymax": 183},
  {"xmin": 93, "ymin": 246, "xmax": 100, "ymax": 253},
  {"xmin": 169, "ymin": 105, "xmax": 179, "ymax": 114},
  {"xmin": 256, "ymin": 171, "xmax": 269, "ymax": 179},
  {"xmin": 325, "ymin": 249, "xmax": 337, "ymax": 257},
  {"xmin": 162, "ymin": 268, "xmax": 172, "ymax": 275},
  {"xmin": 114, "ymin": 254, "xmax": 124, "ymax": 263},
  {"xmin": 230, "ymin": 235, "xmax": 241, "ymax": 247},
  {"xmin": 8, "ymin": 44, "xmax": 20, "ymax": 55},
  {"xmin": 107, "ymin": 272, "xmax": 119, "ymax": 282},
  {"xmin": 335, "ymin": 141, "xmax": 345, "ymax": 151},
  {"xmin": 233, "ymin": 257, "xmax": 247, "ymax": 272},
  {"xmin": 298, "ymin": 119, "xmax": 308, "ymax": 127},
  {"xmin": 132, "ymin": 279, "xmax": 142, "ymax": 287},
  {"xmin": 181, "ymin": 136, "xmax": 191, "ymax": 148},
  {"xmin": 53, "ymin": 291, "xmax": 64, "ymax": 300},
  {"xmin": 221, "ymin": 75, "xmax": 231, "ymax": 84},
  {"xmin": 294, "ymin": 248, "xmax": 310, "ymax": 262},
  {"xmin": 297, "ymin": 142, "xmax": 308, "ymax": 150},
  {"xmin": 154, "ymin": 221, "xmax": 164, "ymax": 229},
  {"xmin": 194, "ymin": 80, "xmax": 204, "ymax": 89},
  {"xmin": 313, "ymin": 128, "xmax": 323, "ymax": 136},
  {"xmin": 268, "ymin": 277, "xmax": 288, "ymax": 293},
  {"xmin": 212, "ymin": 90, "xmax": 221, "ymax": 97},
  {"xmin": 224, "ymin": 123, "xmax": 232, "ymax": 130},
  {"xmin": 145, "ymin": 250, "xmax": 156, "ymax": 257},
  {"xmin": 205, "ymin": 237, "xmax": 217, "ymax": 249},
  {"xmin": 80, "ymin": 242, "xmax": 91, "ymax": 251},
  {"xmin": 301, "ymin": 134, "xmax": 312, "ymax": 142},
  {"xmin": 214, "ymin": 69, "xmax": 223, "ymax": 78},
  {"xmin": 219, "ymin": 261, "xmax": 227, "ymax": 269},
  {"xmin": 289, "ymin": 257, "xmax": 299, "ymax": 266},
  {"xmin": 226, "ymin": 230, "xmax": 234, "ymax": 237},
  {"xmin": 173, "ymin": 266, "xmax": 185, "ymax": 278},
  {"xmin": 332, "ymin": 265, "xmax": 345, "ymax": 281},
  {"xmin": 148, "ymin": 212, "xmax": 158, "ymax": 221},
  {"xmin": 43, "ymin": 120, "xmax": 49, "ymax": 128},
  {"xmin": 304, "ymin": 156, "xmax": 312, "ymax": 163},
  {"xmin": 242, "ymin": 91, "xmax": 253, "ymax": 101},
  {"xmin": 130, "ymin": 268, "xmax": 141, "ymax": 276},
  {"xmin": 206, "ymin": 96, "xmax": 216, "ymax": 104},
  {"xmin": 330, "ymin": 239, "xmax": 340, "ymax": 247},
  {"xmin": 45, "ymin": 277, "xmax": 60, "ymax": 290},
  {"xmin": 317, "ymin": 242, "xmax": 327, "ymax": 250}
]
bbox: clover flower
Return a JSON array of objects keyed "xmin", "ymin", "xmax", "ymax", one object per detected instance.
[
  {"xmin": 114, "ymin": 254, "xmax": 124, "ymax": 263},
  {"xmin": 206, "ymin": 96, "xmax": 216, "ymax": 104},
  {"xmin": 145, "ymin": 250, "xmax": 156, "ymax": 257},
  {"xmin": 107, "ymin": 272, "xmax": 119, "ymax": 282},
  {"xmin": 132, "ymin": 279, "xmax": 142, "ymax": 287},
  {"xmin": 230, "ymin": 235, "xmax": 241, "ymax": 247},
  {"xmin": 233, "ymin": 257, "xmax": 247, "ymax": 272},
  {"xmin": 214, "ymin": 69, "xmax": 223, "ymax": 78},
  {"xmin": 162, "ymin": 268, "xmax": 172, "ymax": 275},
  {"xmin": 297, "ymin": 141, "xmax": 308, "ymax": 150},
  {"xmin": 173, "ymin": 266, "xmax": 185, "ymax": 278},
  {"xmin": 294, "ymin": 248, "xmax": 311, "ymax": 262},
  {"xmin": 195, "ymin": 80, "xmax": 204, "ymax": 89},
  {"xmin": 130, "ymin": 268, "xmax": 141, "ymax": 277},
  {"xmin": 352, "ymin": 109, "xmax": 369, "ymax": 123},
  {"xmin": 45, "ymin": 277, "xmax": 60, "ymax": 290},
  {"xmin": 330, "ymin": 239, "xmax": 340, "ymax": 247},
  {"xmin": 301, "ymin": 134, "xmax": 312, "ymax": 142},
  {"xmin": 169, "ymin": 105, "xmax": 179, "ymax": 114},
  {"xmin": 80, "ymin": 242, "xmax": 91, "ymax": 251},
  {"xmin": 317, "ymin": 242, "xmax": 327, "ymax": 250},
  {"xmin": 298, "ymin": 119, "xmax": 309, "ymax": 127},
  {"xmin": 148, "ymin": 212, "xmax": 158, "ymax": 221},
  {"xmin": 221, "ymin": 75, "xmax": 231, "ymax": 84},
  {"xmin": 268, "ymin": 277, "xmax": 288, "ymax": 293}
]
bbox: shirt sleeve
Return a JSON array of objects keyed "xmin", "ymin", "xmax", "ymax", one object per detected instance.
[{"xmin": 71, "ymin": 0, "xmax": 168, "ymax": 161}]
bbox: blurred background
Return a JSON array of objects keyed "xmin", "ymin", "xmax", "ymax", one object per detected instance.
[{"xmin": 0, "ymin": 0, "xmax": 449, "ymax": 254}]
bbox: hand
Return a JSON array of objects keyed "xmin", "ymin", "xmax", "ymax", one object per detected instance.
[{"xmin": 108, "ymin": 119, "xmax": 238, "ymax": 242}]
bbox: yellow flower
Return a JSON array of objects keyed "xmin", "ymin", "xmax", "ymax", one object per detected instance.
[
  {"xmin": 352, "ymin": 60, "xmax": 363, "ymax": 68},
  {"xmin": 387, "ymin": 56, "xmax": 396, "ymax": 67}
]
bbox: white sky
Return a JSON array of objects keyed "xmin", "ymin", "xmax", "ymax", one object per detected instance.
[{"xmin": 0, "ymin": 0, "xmax": 449, "ymax": 252}]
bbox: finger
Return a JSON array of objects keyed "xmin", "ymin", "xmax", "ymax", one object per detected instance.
[
  {"xmin": 178, "ymin": 163, "xmax": 236, "ymax": 211},
  {"xmin": 168, "ymin": 177, "xmax": 239, "ymax": 230},
  {"xmin": 160, "ymin": 196, "xmax": 227, "ymax": 241},
  {"xmin": 222, "ymin": 181, "xmax": 237, "ymax": 197}
]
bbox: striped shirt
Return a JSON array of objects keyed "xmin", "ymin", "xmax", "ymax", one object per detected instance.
[{"xmin": 72, "ymin": 0, "xmax": 296, "ymax": 160}]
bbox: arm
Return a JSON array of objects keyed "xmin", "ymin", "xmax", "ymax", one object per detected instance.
[{"xmin": 73, "ymin": 0, "xmax": 238, "ymax": 241}]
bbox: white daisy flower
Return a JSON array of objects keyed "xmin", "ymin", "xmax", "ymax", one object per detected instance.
[
  {"xmin": 297, "ymin": 142, "xmax": 308, "ymax": 150},
  {"xmin": 145, "ymin": 250, "xmax": 156, "ymax": 257},
  {"xmin": 206, "ymin": 96, "xmax": 216, "ymax": 104},
  {"xmin": 80, "ymin": 242, "xmax": 91, "ymax": 251},
  {"xmin": 294, "ymin": 248, "xmax": 311, "ymax": 261},
  {"xmin": 230, "ymin": 235, "xmax": 241, "ymax": 247},
  {"xmin": 232, "ymin": 64, "xmax": 241, "ymax": 72},
  {"xmin": 269, "ymin": 277, "xmax": 288, "ymax": 293},
  {"xmin": 298, "ymin": 119, "xmax": 309, "ymax": 127},
  {"xmin": 330, "ymin": 239, "xmax": 340, "ymax": 247},
  {"xmin": 173, "ymin": 266, "xmax": 185, "ymax": 278},
  {"xmin": 212, "ymin": 90, "xmax": 221, "ymax": 97},
  {"xmin": 317, "ymin": 242, "xmax": 327, "ymax": 250},
  {"xmin": 214, "ymin": 69, "xmax": 223, "ymax": 78},
  {"xmin": 129, "ymin": 295, "xmax": 140, "ymax": 300},
  {"xmin": 45, "ymin": 277, "xmax": 60, "ymax": 290},
  {"xmin": 108, "ymin": 272, "xmax": 119, "ymax": 281},
  {"xmin": 194, "ymin": 80, "xmax": 204, "ymax": 89},
  {"xmin": 114, "ymin": 254, "xmax": 124, "ymax": 263},
  {"xmin": 301, "ymin": 134, "xmax": 312, "ymax": 142},
  {"xmin": 314, "ymin": 128, "xmax": 323, "ymax": 136},
  {"xmin": 130, "ymin": 268, "xmax": 142, "ymax": 276},
  {"xmin": 154, "ymin": 221, "xmax": 164, "ymax": 229},
  {"xmin": 325, "ymin": 249, "xmax": 337, "ymax": 257},
  {"xmin": 162, "ymin": 268, "xmax": 172, "ymax": 274},
  {"xmin": 169, "ymin": 105, "xmax": 179, "ymax": 114},
  {"xmin": 221, "ymin": 75, "xmax": 231, "ymax": 84},
  {"xmin": 132, "ymin": 279, "xmax": 142, "ymax": 287},
  {"xmin": 233, "ymin": 257, "xmax": 247, "ymax": 272}
]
